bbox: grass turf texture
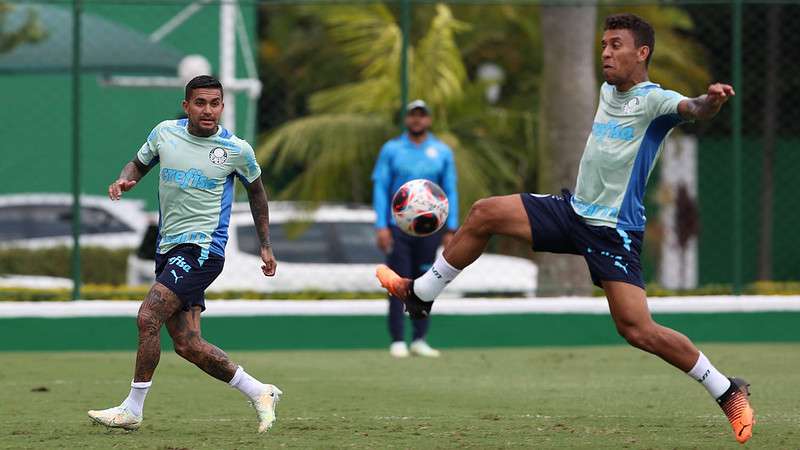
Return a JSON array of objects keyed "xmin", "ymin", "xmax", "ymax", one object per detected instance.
[{"xmin": 2, "ymin": 344, "xmax": 797, "ymax": 449}]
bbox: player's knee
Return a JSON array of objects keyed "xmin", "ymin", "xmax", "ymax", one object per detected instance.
[
  {"xmin": 173, "ymin": 338, "xmax": 202, "ymax": 361},
  {"xmin": 616, "ymin": 323, "xmax": 656, "ymax": 351},
  {"xmin": 173, "ymin": 340, "xmax": 193, "ymax": 359},
  {"xmin": 465, "ymin": 198, "xmax": 499, "ymax": 234},
  {"xmin": 136, "ymin": 311, "xmax": 160, "ymax": 337}
]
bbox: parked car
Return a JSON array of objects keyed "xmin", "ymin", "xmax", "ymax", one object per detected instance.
[
  {"xmin": 128, "ymin": 202, "xmax": 537, "ymax": 296},
  {"xmin": 0, "ymin": 194, "xmax": 149, "ymax": 249}
]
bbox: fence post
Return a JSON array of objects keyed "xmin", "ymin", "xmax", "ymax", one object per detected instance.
[
  {"xmin": 399, "ymin": 0, "xmax": 410, "ymax": 128},
  {"xmin": 71, "ymin": 0, "xmax": 82, "ymax": 300},
  {"xmin": 731, "ymin": 0, "xmax": 743, "ymax": 294}
]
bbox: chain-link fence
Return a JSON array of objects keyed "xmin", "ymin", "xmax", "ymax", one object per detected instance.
[{"xmin": 2, "ymin": 0, "xmax": 798, "ymax": 297}]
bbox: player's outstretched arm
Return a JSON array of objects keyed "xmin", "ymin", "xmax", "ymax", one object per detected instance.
[
  {"xmin": 244, "ymin": 178, "xmax": 277, "ymax": 277},
  {"xmin": 678, "ymin": 83, "xmax": 736, "ymax": 122},
  {"xmin": 108, "ymin": 158, "xmax": 151, "ymax": 201}
]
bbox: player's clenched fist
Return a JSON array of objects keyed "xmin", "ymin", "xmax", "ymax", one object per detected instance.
[
  {"xmin": 260, "ymin": 246, "xmax": 277, "ymax": 277},
  {"xmin": 108, "ymin": 179, "xmax": 137, "ymax": 201}
]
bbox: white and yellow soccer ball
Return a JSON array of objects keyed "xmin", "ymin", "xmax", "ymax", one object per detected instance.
[{"xmin": 391, "ymin": 179, "xmax": 449, "ymax": 237}]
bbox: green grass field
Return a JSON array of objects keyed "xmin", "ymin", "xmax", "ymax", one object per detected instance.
[{"xmin": 2, "ymin": 344, "xmax": 797, "ymax": 449}]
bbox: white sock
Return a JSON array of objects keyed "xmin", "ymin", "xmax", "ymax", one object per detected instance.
[
  {"xmin": 687, "ymin": 352, "xmax": 731, "ymax": 399},
  {"xmin": 229, "ymin": 366, "xmax": 266, "ymax": 401},
  {"xmin": 121, "ymin": 380, "xmax": 151, "ymax": 417},
  {"xmin": 413, "ymin": 255, "xmax": 462, "ymax": 301}
]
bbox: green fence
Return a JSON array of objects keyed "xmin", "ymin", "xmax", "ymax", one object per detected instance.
[{"xmin": 3, "ymin": 0, "xmax": 799, "ymax": 297}]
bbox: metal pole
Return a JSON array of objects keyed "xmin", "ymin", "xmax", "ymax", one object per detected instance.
[
  {"xmin": 399, "ymin": 0, "xmax": 410, "ymax": 128},
  {"xmin": 731, "ymin": 0, "xmax": 743, "ymax": 294},
  {"xmin": 220, "ymin": 0, "xmax": 237, "ymax": 131},
  {"xmin": 71, "ymin": 0, "xmax": 82, "ymax": 300}
]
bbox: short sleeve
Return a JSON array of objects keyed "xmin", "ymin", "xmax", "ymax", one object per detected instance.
[
  {"xmin": 137, "ymin": 124, "xmax": 161, "ymax": 168},
  {"xmin": 234, "ymin": 141, "xmax": 262, "ymax": 184},
  {"xmin": 645, "ymin": 88, "xmax": 687, "ymax": 119}
]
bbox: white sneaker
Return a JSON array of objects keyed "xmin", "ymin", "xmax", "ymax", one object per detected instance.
[
  {"xmin": 252, "ymin": 384, "xmax": 283, "ymax": 433},
  {"xmin": 410, "ymin": 339, "xmax": 441, "ymax": 358},
  {"xmin": 390, "ymin": 341, "xmax": 410, "ymax": 358},
  {"xmin": 87, "ymin": 405, "xmax": 142, "ymax": 430}
]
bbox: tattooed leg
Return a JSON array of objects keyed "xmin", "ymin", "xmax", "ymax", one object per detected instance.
[
  {"xmin": 167, "ymin": 306, "xmax": 237, "ymax": 382},
  {"xmin": 134, "ymin": 283, "xmax": 182, "ymax": 382}
]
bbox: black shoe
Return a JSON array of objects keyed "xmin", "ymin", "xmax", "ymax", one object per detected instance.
[{"xmin": 403, "ymin": 281, "xmax": 433, "ymax": 320}]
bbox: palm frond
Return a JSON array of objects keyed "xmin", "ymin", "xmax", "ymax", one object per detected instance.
[
  {"xmin": 309, "ymin": 78, "xmax": 398, "ymax": 116},
  {"xmin": 319, "ymin": 5, "xmax": 401, "ymax": 80},
  {"xmin": 256, "ymin": 114, "xmax": 397, "ymax": 202},
  {"xmin": 412, "ymin": 4, "xmax": 470, "ymax": 121}
]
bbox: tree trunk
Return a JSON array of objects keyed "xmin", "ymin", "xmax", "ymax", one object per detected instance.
[
  {"xmin": 758, "ymin": 5, "xmax": 779, "ymax": 281},
  {"xmin": 536, "ymin": 6, "xmax": 597, "ymax": 296}
]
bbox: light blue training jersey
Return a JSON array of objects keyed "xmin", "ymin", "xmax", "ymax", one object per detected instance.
[
  {"xmin": 571, "ymin": 81, "xmax": 687, "ymax": 230},
  {"xmin": 136, "ymin": 118, "xmax": 262, "ymax": 257}
]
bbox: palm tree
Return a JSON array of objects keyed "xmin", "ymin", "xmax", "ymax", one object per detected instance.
[
  {"xmin": 0, "ymin": 2, "xmax": 45, "ymax": 53},
  {"xmin": 257, "ymin": 4, "xmax": 530, "ymax": 219},
  {"xmin": 535, "ymin": 5, "xmax": 598, "ymax": 296}
]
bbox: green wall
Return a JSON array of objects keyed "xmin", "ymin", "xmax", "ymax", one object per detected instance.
[
  {"xmin": 3, "ymin": 3, "xmax": 257, "ymax": 211},
  {"xmin": 1, "ymin": 312, "xmax": 797, "ymax": 351}
]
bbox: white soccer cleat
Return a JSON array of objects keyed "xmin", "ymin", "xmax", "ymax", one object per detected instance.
[
  {"xmin": 410, "ymin": 339, "xmax": 441, "ymax": 358},
  {"xmin": 252, "ymin": 384, "xmax": 283, "ymax": 433},
  {"xmin": 87, "ymin": 405, "xmax": 142, "ymax": 430},
  {"xmin": 390, "ymin": 341, "xmax": 410, "ymax": 358}
]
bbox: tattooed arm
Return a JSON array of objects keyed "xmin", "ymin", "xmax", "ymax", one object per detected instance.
[
  {"xmin": 244, "ymin": 178, "xmax": 277, "ymax": 276},
  {"xmin": 109, "ymin": 158, "xmax": 151, "ymax": 201}
]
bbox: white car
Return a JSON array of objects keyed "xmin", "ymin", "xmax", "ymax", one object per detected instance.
[
  {"xmin": 128, "ymin": 203, "xmax": 537, "ymax": 296},
  {"xmin": 0, "ymin": 194, "xmax": 149, "ymax": 250}
]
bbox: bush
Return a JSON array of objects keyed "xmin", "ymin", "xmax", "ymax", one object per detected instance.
[
  {"xmin": 0, "ymin": 285, "xmax": 385, "ymax": 301},
  {"xmin": 0, "ymin": 247, "xmax": 130, "ymax": 285}
]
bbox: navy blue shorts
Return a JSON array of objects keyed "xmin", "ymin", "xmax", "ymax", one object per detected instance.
[
  {"xmin": 154, "ymin": 244, "xmax": 224, "ymax": 311},
  {"xmin": 386, "ymin": 226, "xmax": 445, "ymax": 278},
  {"xmin": 520, "ymin": 191, "xmax": 645, "ymax": 289}
]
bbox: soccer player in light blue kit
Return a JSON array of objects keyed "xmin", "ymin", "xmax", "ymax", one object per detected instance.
[
  {"xmin": 373, "ymin": 100, "xmax": 458, "ymax": 358},
  {"xmin": 89, "ymin": 76, "xmax": 282, "ymax": 433},
  {"xmin": 378, "ymin": 14, "xmax": 754, "ymax": 443}
]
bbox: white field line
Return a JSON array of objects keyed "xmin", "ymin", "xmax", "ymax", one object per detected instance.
[{"xmin": 0, "ymin": 296, "xmax": 798, "ymax": 318}]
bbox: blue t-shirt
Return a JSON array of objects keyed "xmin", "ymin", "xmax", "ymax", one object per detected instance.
[{"xmin": 371, "ymin": 133, "xmax": 459, "ymax": 230}]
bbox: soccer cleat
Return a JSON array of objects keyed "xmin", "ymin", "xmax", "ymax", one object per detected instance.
[
  {"xmin": 390, "ymin": 341, "xmax": 410, "ymax": 358},
  {"xmin": 716, "ymin": 377, "xmax": 755, "ymax": 444},
  {"xmin": 375, "ymin": 265, "xmax": 433, "ymax": 319},
  {"xmin": 410, "ymin": 339, "xmax": 441, "ymax": 358},
  {"xmin": 252, "ymin": 384, "xmax": 283, "ymax": 433},
  {"xmin": 87, "ymin": 405, "xmax": 142, "ymax": 430}
]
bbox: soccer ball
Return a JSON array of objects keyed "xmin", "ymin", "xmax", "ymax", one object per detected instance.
[{"xmin": 391, "ymin": 179, "xmax": 449, "ymax": 237}]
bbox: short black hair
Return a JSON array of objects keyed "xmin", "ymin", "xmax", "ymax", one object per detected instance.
[
  {"xmin": 184, "ymin": 75, "xmax": 223, "ymax": 101},
  {"xmin": 604, "ymin": 13, "xmax": 655, "ymax": 66}
]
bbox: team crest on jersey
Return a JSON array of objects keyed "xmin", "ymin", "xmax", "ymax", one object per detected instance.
[
  {"xmin": 425, "ymin": 146, "xmax": 438, "ymax": 159},
  {"xmin": 209, "ymin": 147, "xmax": 228, "ymax": 165},
  {"xmin": 622, "ymin": 97, "xmax": 641, "ymax": 114}
]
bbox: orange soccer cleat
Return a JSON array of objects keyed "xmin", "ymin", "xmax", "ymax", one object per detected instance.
[
  {"xmin": 376, "ymin": 264, "xmax": 411, "ymax": 300},
  {"xmin": 717, "ymin": 377, "xmax": 755, "ymax": 444}
]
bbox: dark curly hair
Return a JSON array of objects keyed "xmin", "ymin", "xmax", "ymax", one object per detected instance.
[{"xmin": 604, "ymin": 13, "xmax": 655, "ymax": 66}]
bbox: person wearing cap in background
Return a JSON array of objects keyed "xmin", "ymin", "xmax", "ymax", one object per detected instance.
[{"xmin": 371, "ymin": 100, "xmax": 459, "ymax": 358}]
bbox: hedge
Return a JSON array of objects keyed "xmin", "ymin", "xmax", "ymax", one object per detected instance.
[
  {"xmin": 0, "ymin": 247, "xmax": 130, "ymax": 285},
  {"xmin": 0, "ymin": 285, "xmax": 386, "ymax": 301}
]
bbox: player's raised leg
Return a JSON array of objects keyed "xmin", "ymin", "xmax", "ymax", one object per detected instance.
[
  {"xmin": 88, "ymin": 283, "xmax": 182, "ymax": 430},
  {"xmin": 603, "ymin": 281, "xmax": 754, "ymax": 443},
  {"xmin": 377, "ymin": 195, "xmax": 532, "ymax": 316},
  {"xmin": 166, "ymin": 306, "xmax": 283, "ymax": 433}
]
